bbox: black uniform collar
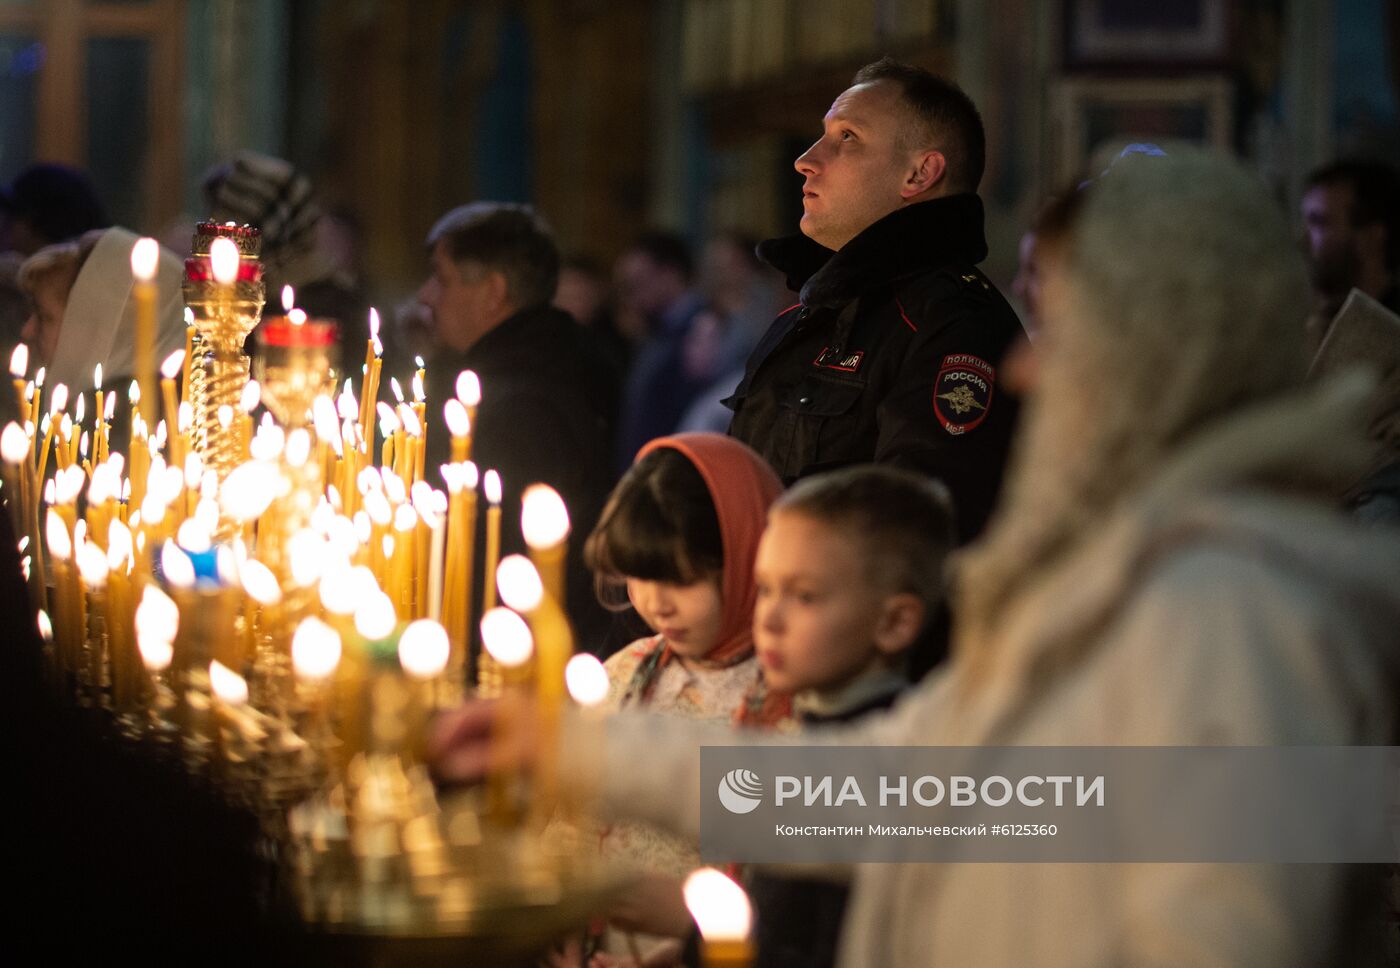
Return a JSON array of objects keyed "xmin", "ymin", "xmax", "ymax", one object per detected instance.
[{"xmin": 757, "ymin": 193, "xmax": 988, "ymax": 309}]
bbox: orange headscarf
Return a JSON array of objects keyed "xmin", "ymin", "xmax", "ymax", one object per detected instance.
[{"xmin": 637, "ymin": 432, "xmax": 781, "ymax": 661}]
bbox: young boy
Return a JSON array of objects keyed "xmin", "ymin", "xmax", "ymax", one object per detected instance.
[{"xmin": 747, "ymin": 463, "xmax": 955, "ymax": 968}]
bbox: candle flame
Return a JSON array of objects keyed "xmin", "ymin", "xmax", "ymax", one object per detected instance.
[
  {"xmin": 292, "ymin": 617, "xmax": 342, "ymax": 681},
  {"xmin": 36, "ymin": 610, "xmax": 52, "ymax": 642},
  {"xmin": 368, "ymin": 307, "xmax": 382, "ymax": 342},
  {"xmin": 8, "ymin": 343, "xmax": 26, "ymax": 377},
  {"xmin": 209, "ymin": 660, "xmax": 249, "ymax": 705},
  {"xmin": 184, "ymin": 307, "xmax": 194, "ymax": 326},
  {"xmin": 398, "ymin": 619, "xmax": 450, "ymax": 678},
  {"xmin": 496, "ymin": 555, "xmax": 543, "ymax": 613},
  {"xmin": 107, "ymin": 519, "xmax": 133, "ymax": 571},
  {"xmin": 521, "ymin": 484, "xmax": 570, "ymax": 550},
  {"xmin": 104, "ymin": 390, "xmax": 115, "ymax": 420},
  {"xmin": 135, "ymin": 584, "xmax": 180, "ymax": 652},
  {"xmin": 160, "ymin": 349, "xmax": 185, "ymax": 379},
  {"xmin": 411, "ymin": 371, "xmax": 425, "ymax": 402},
  {"xmin": 240, "ymin": 379, "xmax": 261, "ymax": 413},
  {"xmin": 443, "ymin": 399, "xmax": 470, "ymax": 438},
  {"xmin": 381, "ymin": 468, "xmax": 407, "ymax": 505},
  {"xmin": 50, "ymin": 383, "xmax": 67, "ymax": 415},
  {"xmin": 390, "ymin": 377, "xmax": 404, "ymax": 404},
  {"xmin": 0, "ymin": 422, "xmax": 28, "ymax": 463},
  {"xmin": 393, "ymin": 502, "xmax": 418, "ymax": 532},
  {"xmin": 176, "ymin": 518, "xmax": 212, "ymax": 554},
  {"xmin": 217, "ymin": 404, "xmax": 233, "ymax": 429},
  {"xmin": 484, "ymin": 469, "xmax": 502, "ymax": 505},
  {"xmin": 288, "ymin": 308, "xmax": 308, "ymax": 326},
  {"xmin": 76, "ymin": 540, "xmax": 108, "ymax": 588},
  {"xmin": 566, "ymin": 653, "xmax": 610, "ymax": 707},
  {"xmin": 138, "ymin": 636, "xmax": 173, "ymax": 673},
  {"xmin": 683, "ymin": 868, "xmax": 753, "ymax": 942},
  {"xmin": 353, "ymin": 591, "xmax": 397, "ymax": 640},
  {"xmin": 209, "ymin": 237, "xmax": 240, "ymax": 285},
  {"xmin": 45, "ymin": 510, "xmax": 71, "ymax": 560},
  {"xmin": 281, "ymin": 284, "xmax": 295, "ymax": 313},
  {"xmin": 288, "ymin": 528, "xmax": 328, "ymax": 586},
  {"xmin": 33, "ymin": 366, "xmax": 43, "ymax": 388},
  {"xmin": 74, "ymin": 393, "xmax": 85, "ymax": 423},
  {"xmin": 177, "ymin": 401, "xmax": 193, "ymax": 433},
  {"xmin": 480, "ymin": 607, "xmax": 533, "ymax": 667},
  {"xmin": 130, "ymin": 237, "xmax": 160, "ymax": 282},
  {"xmin": 318, "ymin": 561, "xmax": 359, "ymax": 615},
  {"xmin": 93, "ymin": 364, "xmax": 103, "ymax": 391},
  {"xmin": 455, "ymin": 370, "xmax": 481, "ymax": 407},
  {"xmin": 239, "ymin": 558, "xmax": 282, "ymax": 605},
  {"xmin": 128, "ymin": 380, "xmax": 140, "ymax": 404},
  {"xmin": 462, "ymin": 461, "xmax": 479, "ymax": 490},
  {"xmin": 286, "ymin": 428, "xmax": 311, "ymax": 467}
]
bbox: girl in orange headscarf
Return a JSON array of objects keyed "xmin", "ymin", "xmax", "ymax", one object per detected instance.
[{"xmin": 580, "ymin": 432, "xmax": 789, "ymax": 965}]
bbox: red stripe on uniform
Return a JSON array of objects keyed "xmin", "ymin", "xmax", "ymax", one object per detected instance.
[
  {"xmin": 895, "ymin": 297, "xmax": 917, "ymax": 332},
  {"xmin": 780, "ymin": 302, "xmax": 803, "ymax": 315}
]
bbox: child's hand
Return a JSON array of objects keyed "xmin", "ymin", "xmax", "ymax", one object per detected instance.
[
  {"xmin": 608, "ymin": 874, "xmax": 694, "ymax": 940},
  {"xmin": 427, "ymin": 696, "xmax": 538, "ymax": 785}
]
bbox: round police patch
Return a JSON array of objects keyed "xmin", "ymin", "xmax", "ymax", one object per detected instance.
[{"xmin": 934, "ymin": 353, "xmax": 994, "ymax": 435}]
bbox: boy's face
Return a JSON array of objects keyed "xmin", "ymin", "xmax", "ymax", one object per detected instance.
[{"xmin": 753, "ymin": 510, "xmax": 911, "ymax": 695}]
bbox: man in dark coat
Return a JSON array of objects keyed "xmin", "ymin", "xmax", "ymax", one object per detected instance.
[
  {"xmin": 419, "ymin": 202, "xmax": 620, "ymax": 653},
  {"xmin": 727, "ymin": 58, "xmax": 1024, "ymax": 542}
]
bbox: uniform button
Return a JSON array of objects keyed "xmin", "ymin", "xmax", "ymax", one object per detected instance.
[
  {"xmin": 796, "ymin": 308, "xmax": 810, "ymax": 320},
  {"xmin": 799, "ymin": 396, "xmax": 812, "ymax": 405}
]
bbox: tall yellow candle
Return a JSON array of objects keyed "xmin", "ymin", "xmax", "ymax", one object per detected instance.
[
  {"xmin": 481, "ymin": 470, "xmax": 502, "ymax": 613},
  {"xmin": 130, "ymin": 237, "xmax": 161, "ymax": 416}
]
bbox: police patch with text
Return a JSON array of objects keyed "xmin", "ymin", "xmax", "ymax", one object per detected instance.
[{"xmin": 934, "ymin": 354, "xmax": 994, "ymax": 434}]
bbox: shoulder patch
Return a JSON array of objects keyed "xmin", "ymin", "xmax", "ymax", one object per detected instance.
[{"xmin": 934, "ymin": 354, "xmax": 994, "ymax": 434}]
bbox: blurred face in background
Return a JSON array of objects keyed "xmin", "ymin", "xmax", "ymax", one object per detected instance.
[
  {"xmin": 614, "ymin": 250, "xmax": 684, "ymax": 324},
  {"xmin": 417, "ymin": 243, "xmax": 509, "ymax": 353},
  {"xmin": 19, "ymin": 265, "xmax": 77, "ymax": 366},
  {"xmin": 1301, "ymin": 182, "xmax": 1371, "ymax": 300}
]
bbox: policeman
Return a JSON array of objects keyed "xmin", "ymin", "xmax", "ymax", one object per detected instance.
[{"xmin": 728, "ymin": 58, "xmax": 1025, "ymax": 542}]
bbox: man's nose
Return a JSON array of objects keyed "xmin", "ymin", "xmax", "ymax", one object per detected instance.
[{"xmin": 795, "ymin": 141, "xmax": 822, "ymax": 176}]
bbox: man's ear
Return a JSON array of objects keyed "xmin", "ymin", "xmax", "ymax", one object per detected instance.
[
  {"xmin": 874, "ymin": 593, "xmax": 926, "ymax": 656},
  {"xmin": 902, "ymin": 150, "xmax": 947, "ymax": 200},
  {"xmin": 484, "ymin": 268, "xmax": 511, "ymax": 314}
]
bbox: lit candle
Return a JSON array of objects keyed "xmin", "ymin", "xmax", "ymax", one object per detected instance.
[
  {"xmin": 482, "ymin": 470, "xmax": 502, "ymax": 612},
  {"xmin": 209, "ymin": 659, "xmax": 249, "ymax": 767},
  {"xmin": 130, "ymin": 237, "xmax": 160, "ymax": 419},
  {"xmin": 565, "ymin": 652, "xmax": 609, "ymax": 817},
  {"xmin": 497, "ymin": 553, "xmax": 572, "ymax": 808},
  {"xmin": 684, "ymin": 868, "xmax": 755, "ymax": 968},
  {"xmin": 292, "ymin": 615, "xmax": 342, "ymax": 761},
  {"xmin": 521, "ymin": 483, "xmax": 569, "ymax": 606},
  {"xmin": 8, "ymin": 343, "xmax": 28, "ymax": 424},
  {"xmin": 398, "ymin": 617, "xmax": 450, "ymax": 722},
  {"xmin": 480, "ymin": 605, "xmax": 534, "ymax": 824}
]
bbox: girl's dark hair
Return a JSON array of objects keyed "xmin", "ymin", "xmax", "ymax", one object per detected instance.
[{"xmin": 583, "ymin": 447, "xmax": 723, "ymax": 607}]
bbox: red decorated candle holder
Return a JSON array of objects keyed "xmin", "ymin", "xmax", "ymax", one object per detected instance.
[
  {"xmin": 193, "ymin": 220, "xmax": 262, "ymax": 258},
  {"xmin": 184, "ymin": 257, "xmax": 263, "ymax": 283},
  {"xmin": 258, "ymin": 315, "xmax": 340, "ymax": 349}
]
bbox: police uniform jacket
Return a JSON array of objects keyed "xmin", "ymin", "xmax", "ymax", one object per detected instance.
[{"xmin": 727, "ymin": 194, "xmax": 1024, "ymax": 541}]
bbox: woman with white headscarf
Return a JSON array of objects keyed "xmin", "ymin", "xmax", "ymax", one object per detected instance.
[
  {"xmin": 431, "ymin": 151, "xmax": 1400, "ymax": 966},
  {"xmin": 18, "ymin": 226, "xmax": 187, "ymax": 397}
]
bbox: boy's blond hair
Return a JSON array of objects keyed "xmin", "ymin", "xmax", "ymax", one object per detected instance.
[{"xmin": 773, "ymin": 464, "xmax": 955, "ymax": 612}]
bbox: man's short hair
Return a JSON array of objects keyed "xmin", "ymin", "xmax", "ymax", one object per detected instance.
[
  {"xmin": 628, "ymin": 231, "xmax": 693, "ymax": 281},
  {"xmin": 427, "ymin": 202, "xmax": 560, "ymax": 310},
  {"xmin": 774, "ymin": 464, "xmax": 955, "ymax": 613},
  {"xmin": 852, "ymin": 57, "xmax": 986, "ymax": 194},
  {"xmin": 1305, "ymin": 159, "xmax": 1400, "ymax": 269}
]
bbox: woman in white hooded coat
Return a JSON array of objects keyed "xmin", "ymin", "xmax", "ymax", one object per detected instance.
[{"xmin": 432, "ymin": 150, "xmax": 1400, "ymax": 967}]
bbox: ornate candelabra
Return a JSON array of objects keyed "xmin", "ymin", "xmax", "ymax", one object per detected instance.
[{"xmin": 183, "ymin": 221, "xmax": 265, "ymax": 541}]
